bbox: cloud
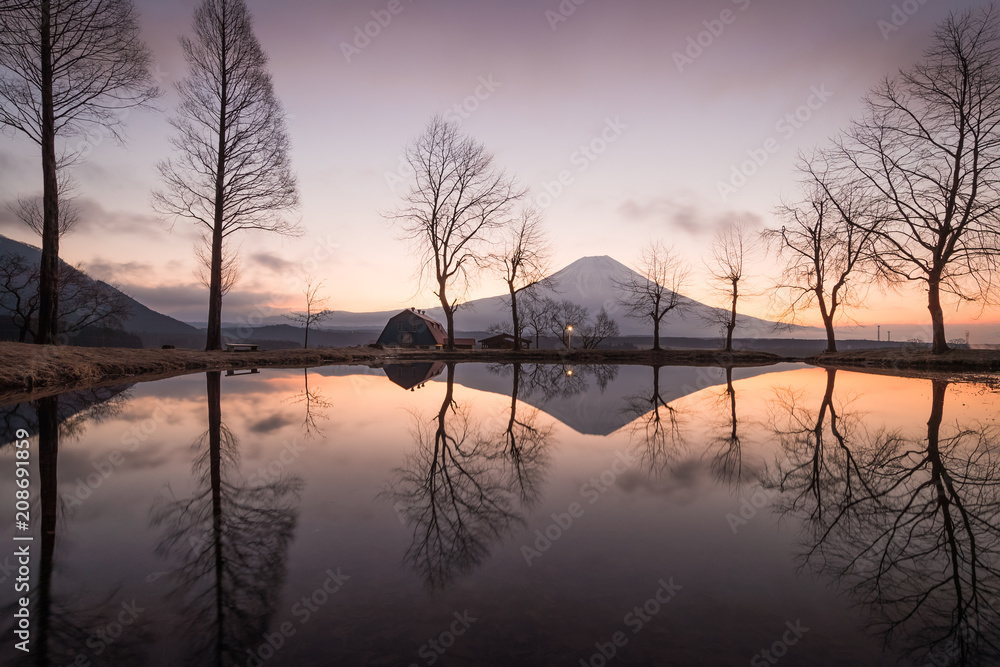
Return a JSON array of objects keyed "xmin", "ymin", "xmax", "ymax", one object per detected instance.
[
  {"xmin": 618, "ymin": 196, "xmax": 762, "ymax": 236},
  {"xmin": 85, "ymin": 259, "xmax": 157, "ymax": 283},
  {"xmin": 0, "ymin": 194, "xmax": 172, "ymax": 239},
  {"xmin": 120, "ymin": 282, "xmax": 295, "ymax": 322},
  {"xmin": 249, "ymin": 413, "xmax": 295, "ymax": 434},
  {"xmin": 251, "ymin": 251, "xmax": 297, "ymax": 273}
]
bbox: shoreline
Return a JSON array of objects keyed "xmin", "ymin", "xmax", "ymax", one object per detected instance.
[{"xmin": 1, "ymin": 342, "xmax": 998, "ymax": 405}]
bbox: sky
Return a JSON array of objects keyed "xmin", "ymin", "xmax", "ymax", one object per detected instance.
[{"xmin": 0, "ymin": 0, "xmax": 996, "ymax": 335}]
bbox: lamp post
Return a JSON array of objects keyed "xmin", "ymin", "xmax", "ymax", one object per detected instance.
[{"xmin": 566, "ymin": 325, "xmax": 573, "ymax": 350}]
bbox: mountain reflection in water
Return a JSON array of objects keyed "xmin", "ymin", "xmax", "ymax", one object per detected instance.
[{"xmin": 0, "ymin": 363, "xmax": 996, "ymax": 666}]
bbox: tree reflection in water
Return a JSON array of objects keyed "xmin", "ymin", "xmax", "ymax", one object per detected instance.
[
  {"xmin": 151, "ymin": 372, "xmax": 302, "ymax": 666},
  {"xmin": 284, "ymin": 368, "xmax": 332, "ymax": 439},
  {"xmin": 765, "ymin": 374, "xmax": 1000, "ymax": 664},
  {"xmin": 622, "ymin": 365, "xmax": 685, "ymax": 477},
  {"xmin": 3, "ymin": 390, "xmax": 145, "ymax": 667},
  {"xmin": 706, "ymin": 367, "xmax": 748, "ymax": 490},
  {"xmin": 383, "ymin": 363, "xmax": 554, "ymax": 589}
]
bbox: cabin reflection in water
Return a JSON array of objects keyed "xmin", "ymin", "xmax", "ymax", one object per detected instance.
[{"xmin": 382, "ymin": 362, "xmax": 446, "ymax": 391}]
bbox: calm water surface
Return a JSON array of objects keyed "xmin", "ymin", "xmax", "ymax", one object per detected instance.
[{"xmin": 0, "ymin": 363, "xmax": 998, "ymax": 666}]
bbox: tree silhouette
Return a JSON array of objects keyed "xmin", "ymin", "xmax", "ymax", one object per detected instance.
[
  {"xmin": 765, "ymin": 376, "xmax": 1000, "ymax": 663},
  {"xmin": 154, "ymin": 0, "xmax": 300, "ymax": 351},
  {"xmin": 151, "ymin": 371, "xmax": 302, "ymax": 666},
  {"xmin": 615, "ymin": 241, "xmax": 689, "ymax": 351},
  {"xmin": 390, "ymin": 116, "xmax": 523, "ymax": 350},
  {"xmin": 623, "ymin": 365, "xmax": 685, "ymax": 478},
  {"xmin": 382, "ymin": 363, "xmax": 528, "ymax": 589},
  {"xmin": 1, "ymin": 390, "xmax": 146, "ymax": 667},
  {"xmin": 490, "ymin": 208, "xmax": 553, "ymax": 350},
  {"xmin": 0, "ymin": 0, "xmax": 159, "ymax": 344},
  {"xmin": 768, "ymin": 165, "xmax": 881, "ymax": 353},
  {"xmin": 827, "ymin": 6, "xmax": 1000, "ymax": 353}
]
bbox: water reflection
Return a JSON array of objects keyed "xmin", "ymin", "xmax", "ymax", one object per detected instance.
[
  {"xmin": 2, "ymin": 364, "xmax": 998, "ymax": 665},
  {"xmin": 150, "ymin": 372, "xmax": 303, "ymax": 666},
  {"xmin": 9, "ymin": 391, "xmax": 147, "ymax": 667},
  {"xmin": 766, "ymin": 376, "xmax": 1000, "ymax": 665},
  {"xmin": 623, "ymin": 365, "xmax": 686, "ymax": 478},
  {"xmin": 284, "ymin": 369, "xmax": 332, "ymax": 439},
  {"xmin": 706, "ymin": 367, "xmax": 747, "ymax": 490},
  {"xmin": 382, "ymin": 363, "xmax": 553, "ymax": 589}
]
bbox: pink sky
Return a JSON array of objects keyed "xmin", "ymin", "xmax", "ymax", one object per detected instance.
[{"xmin": 0, "ymin": 0, "xmax": 996, "ymax": 338}]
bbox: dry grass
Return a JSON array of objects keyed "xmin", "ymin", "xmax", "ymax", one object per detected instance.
[{"xmin": 810, "ymin": 348, "xmax": 1000, "ymax": 372}]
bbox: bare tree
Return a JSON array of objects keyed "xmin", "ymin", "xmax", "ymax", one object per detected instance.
[
  {"xmin": 0, "ymin": 251, "xmax": 131, "ymax": 342},
  {"xmin": 615, "ymin": 241, "xmax": 689, "ymax": 351},
  {"xmin": 11, "ymin": 166, "xmax": 80, "ymax": 238},
  {"xmin": 391, "ymin": 115, "xmax": 523, "ymax": 350},
  {"xmin": 490, "ymin": 207, "xmax": 552, "ymax": 350},
  {"xmin": 545, "ymin": 299, "xmax": 589, "ymax": 349},
  {"xmin": 0, "ymin": 0, "xmax": 159, "ymax": 345},
  {"xmin": 194, "ymin": 234, "xmax": 240, "ymax": 297},
  {"xmin": 580, "ymin": 306, "xmax": 619, "ymax": 349},
  {"xmin": 154, "ymin": 0, "xmax": 300, "ymax": 351},
  {"xmin": 283, "ymin": 280, "xmax": 332, "ymax": 349},
  {"xmin": 705, "ymin": 221, "xmax": 758, "ymax": 352},
  {"xmin": 519, "ymin": 289, "xmax": 550, "ymax": 349},
  {"xmin": 767, "ymin": 162, "xmax": 881, "ymax": 352},
  {"xmin": 829, "ymin": 6, "xmax": 1000, "ymax": 353}
]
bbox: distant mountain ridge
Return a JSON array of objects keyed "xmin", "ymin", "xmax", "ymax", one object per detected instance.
[
  {"xmin": 0, "ymin": 234, "xmax": 200, "ymax": 340},
  {"xmin": 290, "ymin": 256, "xmax": 820, "ymax": 339}
]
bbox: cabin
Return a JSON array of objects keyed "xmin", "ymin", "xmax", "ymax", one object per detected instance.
[
  {"xmin": 376, "ymin": 309, "xmax": 476, "ymax": 350},
  {"xmin": 479, "ymin": 333, "xmax": 532, "ymax": 350}
]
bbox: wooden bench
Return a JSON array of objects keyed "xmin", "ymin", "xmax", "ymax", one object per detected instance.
[{"xmin": 225, "ymin": 343, "xmax": 259, "ymax": 352}]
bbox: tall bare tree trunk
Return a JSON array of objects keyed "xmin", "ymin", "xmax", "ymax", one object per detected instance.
[
  {"xmin": 817, "ymin": 292, "xmax": 837, "ymax": 353},
  {"xmin": 652, "ymin": 316, "xmax": 661, "ymax": 352},
  {"xmin": 206, "ymin": 19, "xmax": 228, "ymax": 352},
  {"xmin": 37, "ymin": 0, "xmax": 59, "ymax": 345},
  {"xmin": 439, "ymin": 278, "xmax": 455, "ymax": 350},
  {"xmin": 509, "ymin": 283, "xmax": 521, "ymax": 351},
  {"xmin": 725, "ymin": 279, "xmax": 738, "ymax": 353},
  {"xmin": 928, "ymin": 271, "xmax": 949, "ymax": 354}
]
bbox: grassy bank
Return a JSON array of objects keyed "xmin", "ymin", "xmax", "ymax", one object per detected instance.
[
  {"xmin": 0, "ymin": 342, "xmax": 786, "ymax": 403},
  {"xmin": 810, "ymin": 348, "xmax": 1000, "ymax": 372}
]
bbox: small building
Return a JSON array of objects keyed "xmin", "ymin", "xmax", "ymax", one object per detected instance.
[
  {"xmin": 375, "ymin": 309, "xmax": 475, "ymax": 350},
  {"xmin": 479, "ymin": 333, "xmax": 532, "ymax": 350},
  {"xmin": 376, "ymin": 309, "xmax": 447, "ymax": 348}
]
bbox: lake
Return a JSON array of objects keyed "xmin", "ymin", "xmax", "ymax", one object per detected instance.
[{"xmin": 1, "ymin": 362, "xmax": 998, "ymax": 666}]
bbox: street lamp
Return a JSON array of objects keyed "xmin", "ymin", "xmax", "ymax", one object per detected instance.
[{"xmin": 566, "ymin": 325, "xmax": 573, "ymax": 350}]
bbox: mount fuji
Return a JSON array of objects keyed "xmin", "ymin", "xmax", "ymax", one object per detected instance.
[{"xmin": 328, "ymin": 255, "xmax": 821, "ymax": 339}]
